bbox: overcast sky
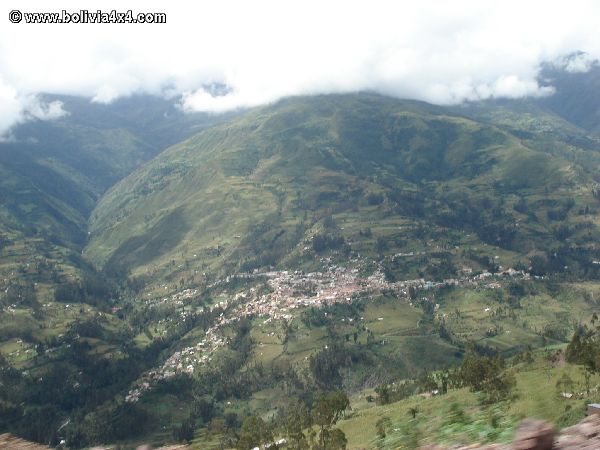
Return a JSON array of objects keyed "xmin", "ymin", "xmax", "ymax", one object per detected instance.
[{"xmin": 1, "ymin": 0, "xmax": 600, "ymax": 135}]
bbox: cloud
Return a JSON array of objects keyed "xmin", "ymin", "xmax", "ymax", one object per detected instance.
[
  {"xmin": 1, "ymin": 0, "xmax": 600, "ymax": 134},
  {"xmin": 489, "ymin": 76, "xmax": 555, "ymax": 100},
  {"xmin": 23, "ymin": 97, "xmax": 68, "ymax": 121},
  {"xmin": 0, "ymin": 77, "xmax": 22, "ymax": 137},
  {"xmin": 0, "ymin": 75, "xmax": 68, "ymax": 139},
  {"xmin": 559, "ymin": 52, "xmax": 598, "ymax": 73}
]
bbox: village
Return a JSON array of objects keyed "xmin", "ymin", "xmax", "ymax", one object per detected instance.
[{"xmin": 125, "ymin": 261, "xmax": 530, "ymax": 402}]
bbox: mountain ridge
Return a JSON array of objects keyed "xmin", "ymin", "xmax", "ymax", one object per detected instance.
[
  {"xmin": 85, "ymin": 91, "xmax": 600, "ymax": 292},
  {"xmin": 6, "ymin": 70, "xmax": 600, "ymax": 449}
]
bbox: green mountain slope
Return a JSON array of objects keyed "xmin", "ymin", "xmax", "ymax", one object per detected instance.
[
  {"xmin": 0, "ymin": 95, "xmax": 237, "ymax": 294},
  {"xmin": 86, "ymin": 93, "xmax": 600, "ymax": 291},
  {"xmin": 7, "ymin": 80, "xmax": 600, "ymax": 449}
]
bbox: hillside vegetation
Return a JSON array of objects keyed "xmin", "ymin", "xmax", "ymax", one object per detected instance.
[
  {"xmin": 65, "ymin": 92, "xmax": 600, "ymax": 448},
  {"xmin": 5, "ymin": 74, "xmax": 600, "ymax": 448},
  {"xmin": 0, "ymin": 94, "xmax": 235, "ymax": 287},
  {"xmin": 88, "ymin": 93, "xmax": 600, "ymax": 291}
]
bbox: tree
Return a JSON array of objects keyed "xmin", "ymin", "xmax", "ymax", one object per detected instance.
[
  {"xmin": 309, "ymin": 343, "xmax": 355, "ymax": 388},
  {"xmin": 4, "ymin": 283, "xmax": 37, "ymax": 308},
  {"xmin": 375, "ymin": 385, "xmax": 391, "ymax": 405},
  {"xmin": 484, "ymin": 370, "xmax": 516, "ymax": 403},
  {"xmin": 566, "ymin": 331, "xmax": 585, "ymax": 364},
  {"xmin": 282, "ymin": 319, "xmax": 295, "ymax": 353},
  {"xmin": 417, "ymin": 372, "xmax": 438, "ymax": 393},
  {"xmin": 408, "ymin": 407, "xmax": 419, "ymax": 419},
  {"xmin": 375, "ymin": 236, "xmax": 388, "ymax": 254},
  {"xmin": 282, "ymin": 401, "xmax": 311, "ymax": 450},
  {"xmin": 236, "ymin": 415, "xmax": 272, "ymax": 450},
  {"xmin": 581, "ymin": 366, "xmax": 593, "ymax": 395},
  {"xmin": 172, "ymin": 415, "xmax": 195, "ymax": 443},
  {"xmin": 565, "ymin": 328, "xmax": 600, "ymax": 375},
  {"xmin": 437, "ymin": 371, "xmax": 449, "ymax": 394},
  {"xmin": 556, "ymin": 372, "xmax": 575, "ymax": 396},
  {"xmin": 457, "ymin": 352, "xmax": 516, "ymax": 403},
  {"xmin": 312, "ymin": 391, "xmax": 350, "ymax": 449},
  {"xmin": 192, "ymin": 396, "xmax": 215, "ymax": 424},
  {"xmin": 322, "ymin": 427, "xmax": 347, "ymax": 449}
]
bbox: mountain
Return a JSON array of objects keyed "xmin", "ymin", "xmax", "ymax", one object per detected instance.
[
  {"xmin": 76, "ymin": 89, "xmax": 600, "ymax": 449},
  {"xmin": 6, "ymin": 70, "xmax": 600, "ymax": 449},
  {"xmin": 86, "ymin": 92, "xmax": 600, "ymax": 290},
  {"xmin": 0, "ymin": 94, "xmax": 244, "ymax": 447},
  {"xmin": 0, "ymin": 94, "xmax": 238, "ymax": 294},
  {"xmin": 537, "ymin": 57, "xmax": 600, "ymax": 135}
]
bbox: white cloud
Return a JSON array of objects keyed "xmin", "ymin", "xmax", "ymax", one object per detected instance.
[
  {"xmin": 0, "ymin": 75, "xmax": 68, "ymax": 138},
  {"xmin": 23, "ymin": 97, "xmax": 68, "ymax": 121},
  {"xmin": 561, "ymin": 52, "xmax": 598, "ymax": 73},
  {"xmin": 0, "ymin": 77, "xmax": 22, "ymax": 137},
  {"xmin": 490, "ymin": 76, "xmax": 555, "ymax": 100},
  {"xmin": 1, "ymin": 0, "xmax": 600, "ymax": 134}
]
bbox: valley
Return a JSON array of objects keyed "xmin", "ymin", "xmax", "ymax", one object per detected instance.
[
  {"xmin": 3, "ymin": 67, "xmax": 600, "ymax": 449},
  {"xmin": 124, "ymin": 262, "xmax": 531, "ymax": 403}
]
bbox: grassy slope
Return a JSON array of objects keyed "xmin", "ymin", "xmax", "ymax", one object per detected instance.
[
  {"xmin": 337, "ymin": 351, "xmax": 598, "ymax": 449},
  {"xmin": 75, "ymin": 94, "xmax": 600, "ymax": 447},
  {"xmin": 8, "ymin": 91, "xmax": 600, "ymax": 447},
  {"xmin": 0, "ymin": 94, "xmax": 234, "ymax": 261},
  {"xmin": 0, "ymin": 94, "xmax": 236, "ymax": 312},
  {"xmin": 0, "ymin": 96, "xmax": 240, "ymax": 414},
  {"xmin": 111, "ymin": 278, "xmax": 600, "ymax": 448},
  {"xmin": 86, "ymin": 93, "xmax": 600, "ymax": 295}
]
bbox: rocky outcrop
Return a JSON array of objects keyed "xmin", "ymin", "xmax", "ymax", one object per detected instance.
[
  {"xmin": 513, "ymin": 419, "xmax": 555, "ymax": 450},
  {"xmin": 556, "ymin": 414, "xmax": 600, "ymax": 449},
  {"xmin": 421, "ymin": 414, "xmax": 600, "ymax": 450}
]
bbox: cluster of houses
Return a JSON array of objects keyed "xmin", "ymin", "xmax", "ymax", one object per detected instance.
[
  {"xmin": 146, "ymin": 287, "xmax": 200, "ymax": 307},
  {"xmin": 125, "ymin": 263, "xmax": 529, "ymax": 402}
]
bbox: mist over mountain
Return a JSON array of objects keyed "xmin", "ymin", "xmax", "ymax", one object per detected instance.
[
  {"xmin": 3, "ymin": 56, "xmax": 600, "ymax": 449},
  {"xmin": 2, "ymin": 2, "xmax": 600, "ymax": 448},
  {"xmin": 0, "ymin": 94, "xmax": 238, "ymax": 279},
  {"xmin": 537, "ymin": 60, "xmax": 600, "ymax": 135}
]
